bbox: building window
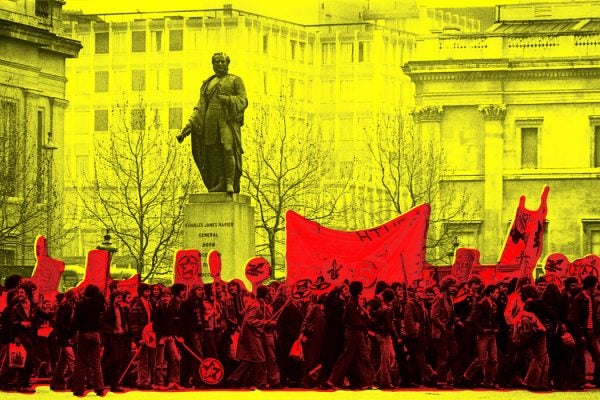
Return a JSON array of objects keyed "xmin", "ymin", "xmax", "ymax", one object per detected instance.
[
  {"xmin": 322, "ymin": 43, "xmax": 336, "ymax": 64},
  {"xmin": 95, "ymin": 71, "xmax": 109, "ymax": 92},
  {"xmin": 0, "ymin": 100, "xmax": 17, "ymax": 196},
  {"xmin": 169, "ymin": 108, "xmax": 182, "ymax": 130},
  {"xmin": 94, "ymin": 110, "xmax": 108, "ymax": 131},
  {"xmin": 583, "ymin": 220, "xmax": 600, "ymax": 255},
  {"xmin": 521, "ymin": 127, "xmax": 538, "ymax": 168},
  {"xmin": 169, "ymin": 30, "xmax": 183, "ymax": 51},
  {"xmin": 113, "ymin": 31, "xmax": 127, "ymax": 53},
  {"xmin": 290, "ymin": 40, "xmax": 297, "ymax": 60},
  {"xmin": 340, "ymin": 43, "xmax": 354, "ymax": 63},
  {"xmin": 358, "ymin": 41, "xmax": 370, "ymax": 62},
  {"xmin": 131, "ymin": 109, "xmax": 145, "ymax": 130},
  {"xmin": 594, "ymin": 125, "xmax": 600, "ymax": 168},
  {"xmin": 132, "ymin": 70, "xmax": 145, "ymax": 91},
  {"xmin": 263, "ymin": 34, "xmax": 269, "ymax": 54},
  {"xmin": 169, "ymin": 69, "xmax": 183, "ymax": 90},
  {"xmin": 95, "ymin": 32, "xmax": 109, "ymax": 54},
  {"xmin": 0, "ymin": 248, "xmax": 16, "ymax": 266},
  {"xmin": 151, "ymin": 30, "xmax": 162, "ymax": 51},
  {"xmin": 132, "ymin": 31, "xmax": 146, "ymax": 52},
  {"xmin": 75, "ymin": 155, "xmax": 88, "ymax": 178}
]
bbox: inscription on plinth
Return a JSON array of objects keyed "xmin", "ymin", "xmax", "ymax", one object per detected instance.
[{"xmin": 183, "ymin": 193, "xmax": 255, "ymax": 289}]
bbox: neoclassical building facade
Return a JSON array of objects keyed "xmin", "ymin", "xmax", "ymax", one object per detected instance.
[{"xmin": 405, "ymin": 1, "xmax": 600, "ymax": 265}]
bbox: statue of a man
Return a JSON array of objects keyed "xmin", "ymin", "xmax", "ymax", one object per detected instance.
[{"xmin": 177, "ymin": 52, "xmax": 248, "ymax": 194}]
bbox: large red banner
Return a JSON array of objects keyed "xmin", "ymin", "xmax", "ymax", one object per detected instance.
[
  {"xmin": 76, "ymin": 249, "xmax": 111, "ymax": 295},
  {"xmin": 285, "ymin": 204, "xmax": 430, "ymax": 289},
  {"xmin": 30, "ymin": 235, "xmax": 65, "ymax": 303},
  {"xmin": 498, "ymin": 186, "xmax": 549, "ymax": 280}
]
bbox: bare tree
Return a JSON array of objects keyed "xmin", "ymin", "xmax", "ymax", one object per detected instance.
[
  {"xmin": 368, "ymin": 112, "xmax": 475, "ymax": 264},
  {"xmin": 0, "ymin": 99, "xmax": 68, "ymax": 264},
  {"xmin": 73, "ymin": 98, "xmax": 196, "ymax": 281},
  {"xmin": 243, "ymin": 95, "xmax": 348, "ymax": 276}
]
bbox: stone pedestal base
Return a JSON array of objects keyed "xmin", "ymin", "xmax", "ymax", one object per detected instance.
[{"xmin": 183, "ymin": 193, "xmax": 254, "ymax": 288}]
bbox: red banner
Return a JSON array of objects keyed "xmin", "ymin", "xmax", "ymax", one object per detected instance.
[
  {"xmin": 174, "ymin": 249, "xmax": 202, "ymax": 287},
  {"xmin": 30, "ymin": 236, "xmax": 65, "ymax": 303},
  {"xmin": 451, "ymin": 248, "xmax": 480, "ymax": 283},
  {"xmin": 76, "ymin": 249, "xmax": 110, "ymax": 295},
  {"xmin": 116, "ymin": 274, "xmax": 140, "ymax": 299},
  {"xmin": 498, "ymin": 186, "xmax": 549, "ymax": 279},
  {"xmin": 285, "ymin": 204, "xmax": 430, "ymax": 289}
]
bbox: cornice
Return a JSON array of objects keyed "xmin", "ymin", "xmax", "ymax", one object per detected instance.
[{"xmin": 411, "ymin": 105, "xmax": 443, "ymax": 122}]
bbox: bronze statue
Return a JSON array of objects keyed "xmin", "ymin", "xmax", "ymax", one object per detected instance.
[{"xmin": 177, "ymin": 52, "xmax": 248, "ymax": 194}]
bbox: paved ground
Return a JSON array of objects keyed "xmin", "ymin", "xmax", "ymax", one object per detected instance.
[{"xmin": 0, "ymin": 386, "xmax": 599, "ymax": 399}]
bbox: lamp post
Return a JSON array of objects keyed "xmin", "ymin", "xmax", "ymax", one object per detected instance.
[
  {"xmin": 446, "ymin": 236, "xmax": 460, "ymax": 264},
  {"xmin": 97, "ymin": 229, "xmax": 118, "ymax": 284},
  {"xmin": 41, "ymin": 131, "xmax": 58, "ymax": 255},
  {"xmin": 96, "ymin": 228, "xmax": 118, "ymax": 263}
]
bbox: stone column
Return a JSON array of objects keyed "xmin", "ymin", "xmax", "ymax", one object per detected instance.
[
  {"xmin": 478, "ymin": 104, "xmax": 506, "ymax": 263},
  {"xmin": 412, "ymin": 105, "xmax": 443, "ymax": 259}
]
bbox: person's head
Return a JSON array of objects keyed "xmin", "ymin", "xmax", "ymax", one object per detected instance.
[
  {"xmin": 468, "ymin": 276, "xmax": 482, "ymax": 293},
  {"xmin": 191, "ymin": 284, "xmax": 204, "ymax": 299},
  {"xmin": 256, "ymin": 285, "xmax": 269, "ymax": 300},
  {"xmin": 171, "ymin": 283, "xmax": 187, "ymax": 301},
  {"xmin": 415, "ymin": 286, "xmax": 425, "ymax": 301},
  {"xmin": 541, "ymin": 282, "xmax": 561, "ymax": 303},
  {"xmin": 520, "ymin": 284, "xmax": 539, "ymax": 303},
  {"xmin": 138, "ymin": 283, "xmax": 151, "ymax": 300},
  {"xmin": 160, "ymin": 287, "xmax": 172, "ymax": 304},
  {"xmin": 535, "ymin": 276, "xmax": 547, "ymax": 293},
  {"xmin": 375, "ymin": 281, "xmax": 389, "ymax": 297},
  {"xmin": 582, "ymin": 275, "xmax": 598, "ymax": 293},
  {"xmin": 4, "ymin": 274, "xmax": 22, "ymax": 291},
  {"xmin": 64, "ymin": 288, "xmax": 76, "ymax": 303},
  {"xmin": 84, "ymin": 284, "xmax": 102, "ymax": 301},
  {"xmin": 497, "ymin": 279, "xmax": 510, "ymax": 294},
  {"xmin": 563, "ymin": 276, "xmax": 579, "ymax": 294},
  {"xmin": 349, "ymin": 281, "xmax": 363, "ymax": 297},
  {"xmin": 110, "ymin": 290, "xmax": 123, "ymax": 306},
  {"xmin": 391, "ymin": 282, "xmax": 406, "ymax": 301},
  {"xmin": 382, "ymin": 288, "xmax": 395, "ymax": 304},
  {"xmin": 151, "ymin": 284, "xmax": 162, "ymax": 298},
  {"xmin": 483, "ymin": 284, "xmax": 499, "ymax": 301},
  {"xmin": 440, "ymin": 276, "xmax": 458, "ymax": 296},
  {"xmin": 228, "ymin": 281, "xmax": 240, "ymax": 294},
  {"xmin": 425, "ymin": 287, "xmax": 435, "ymax": 304},
  {"xmin": 212, "ymin": 52, "xmax": 230, "ymax": 76}
]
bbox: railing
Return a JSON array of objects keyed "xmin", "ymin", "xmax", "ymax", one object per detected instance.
[
  {"xmin": 414, "ymin": 33, "xmax": 600, "ymax": 61},
  {"xmin": 35, "ymin": 0, "xmax": 50, "ymax": 18}
]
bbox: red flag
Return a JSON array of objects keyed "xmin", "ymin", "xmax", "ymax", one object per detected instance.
[
  {"xmin": 30, "ymin": 235, "xmax": 65, "ymax": 303},
  {"xmin": 498, "ymin": 186, "xmax": 549, "ymax": 279},
  {"xmin": 451, "ymin": 248, "xmax": 480, "ymax": 283},
  {"xmin": 285, "ymin": 204, "xmax": 430, "ymax": 290},
  {"xmin": 245, "ymin": 256, "xmax": 271, "ymax": 294},
  {"xmin": 76, "ymin": 249, "xmax": 110, "ymax": 295},
  {"xmin": 116, "ymin": 274, "xmax": 140, "ymax": 299},
  {"xmin": 569, "ymin": 255, "xmax": 600, "ymax": 283},
  {"xmin": 174, "ymin": 249, "xmax": 202, "ymax": 287}
]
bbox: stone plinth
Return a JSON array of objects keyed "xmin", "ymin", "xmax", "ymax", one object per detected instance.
[{"xmin": 183, "ymin": 193, "xmax": 254, "ymax": 288}]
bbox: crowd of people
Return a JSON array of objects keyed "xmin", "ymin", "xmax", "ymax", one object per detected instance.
[{"xmin": 0, "ymin": 271, "xmax": 598, "ymax": 394}]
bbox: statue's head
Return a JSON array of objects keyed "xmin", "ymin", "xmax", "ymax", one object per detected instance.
[{"xmin": 212, "ymin": 52, "xmax": 230, "ymax": 76}]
